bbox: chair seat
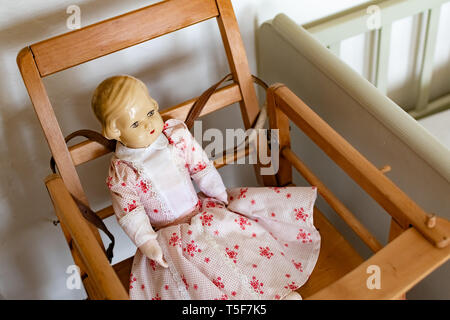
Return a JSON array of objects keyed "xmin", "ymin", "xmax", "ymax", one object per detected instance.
[
  {"xmin": 298, "ymin": 208, "xmax": 364, "ymax": 298},
  {"xmin": 113, "ymin": 207, "xmax": 364, "ymax": 298}
]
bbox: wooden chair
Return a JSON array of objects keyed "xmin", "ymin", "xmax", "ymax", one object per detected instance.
[{"xmin": 17, "ymin": 0, "xmax": 450, "ymax": 300}]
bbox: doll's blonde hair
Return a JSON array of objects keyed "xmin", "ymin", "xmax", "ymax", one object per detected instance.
[{"xmin": 91, "ymin": 75, "xmax": 152, "ymax": 138}]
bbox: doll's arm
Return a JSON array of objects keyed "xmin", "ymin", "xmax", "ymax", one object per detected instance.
[
  {"xmin": 165, "ymin": 121, "xmax": 227, "ymax": 203},
  {"xmin": 108, "ymin": 161, "xmax": 167, "ymax": 267}
]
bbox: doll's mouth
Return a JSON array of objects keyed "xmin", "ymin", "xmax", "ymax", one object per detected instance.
[{"xmin": 150, "ymin": 129, "xmax": 155, "ymax": 134}]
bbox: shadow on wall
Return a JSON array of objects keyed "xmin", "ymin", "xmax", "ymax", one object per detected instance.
[
  {"xmin": 0, "ymin": 0, "xmax": 148, "ymax": 299},
  {"xmin": 0, "ymin": 0, "xmax": 249, "ymax": 299},
  {"xmin": 0, "ymin": 0, "xmax": 174, "ymax": 299}
]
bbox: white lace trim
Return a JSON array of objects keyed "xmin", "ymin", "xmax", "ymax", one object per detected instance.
[
  {"xmin": 159, "ymin": 235, "xmax": 191, "ymax": 300},
  {"xmin": 133, "ymin": 163, "xmax": 174, "ymax": 222}
]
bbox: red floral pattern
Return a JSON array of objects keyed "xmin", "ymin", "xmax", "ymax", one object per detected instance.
[
  {"xmin": 292, "ymin": 259, "xmax": 303, "ymax": 272},
  {"xmin": 191, "ymin": 161, "xmax": 207, "ymax": 174},
  {"xmin": 183, "ymin": 240, "xmax": 202, "ymax": 257},
  {"xmin": 234, "ymin": 216, "xmax": 251, "ymax": 230},
  {"xmin": 225, "ymin": 245, "xmax": 239, "ymax": 263},
  {"xmin": 148, "ymin": 259, "xmax": 157, "ymax": 271},
  {"xmin": 250, "ymin": 276, "xmax": 264, "ymax": 294},
  {"xmin": 269, "ymin": 186, "xmax": 286, "ymax": 193},
  {"xmin": 181, "ymin": 275, "xmax": 189, "ymax": 290},
  {"xmin": 259, "ymin": 246, "xmax": 274, "ymax": 259},
  {"xmin": 138, "ymin": 180, "xmax": 149, "ymax": 193},
  {"xmin": 297, "ymin": 229, "xmax": 312, "ymax": 243},
  {"xmin": 212, "ymin": 276, "xmax": 225, "ymax": 289},
  {"xmin": 124, "ymin": 200, "xmax": 137, "ymax": 213},
  {"xmin": 129, "ymin": 273, "xmax": 137, "ymax": 290},
  {"xmin": 151, "ymin": 293, "xmax": 161, "ymax": 300},
  {"xmin": 284, "ymin": 281, "xmax": 299, "ymax": 290},
  {"xmin": 106, "ymin": 176, "xmax": 113, "ymax": 189},
  {"xmin": 238, "ymin": 188, "xmax": 248, "ymax": 199},
  {"xmin": 199, "ymin": 211, "xmax": 214, "ymax": 227},
  {"xmin": 168, "ymin": 232, "xmax": 181, "ymax": 247},
  {"xmin": 294, "ymin": 207, "xmax": 308, "ymax": 222}
]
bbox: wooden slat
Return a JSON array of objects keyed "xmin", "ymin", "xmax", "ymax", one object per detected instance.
[
  {"xmin": 18, "ymin": 47, "xmax": 105, "ymax": 248},
  {"xmin": 304, "ymin": 0, "xmax": 447, "ymax": 45},
  {"xmin": 374, "ymin": 24, "xmax": 391, "ymax": 94},
  {"xmin": 217, "ymin": 0, "xmax": 275, "ymax": 187},
  {"xmin": 69, "ymin": 83, "xmax": 242, "ymax": 166},
  {"xmin": 45, "ymin": 174, "xmax": 129, "ymax": 300},
  {"xmin": 298, "ymin": 207, "xmax": 364, "ymax": 298},
  {"xmin": 30, "ymin": 0, "xmax": 219, "ymax": 76},
  {"xmin": 267, "ymin": 84, "xmax": 292, "ymax": 186},
  {"xmin": 388, "ymin": 217, "xmax": 407, "ymax": 299},
  {"xmin": 113, "ymin": 257, "xmax": 134, "ymax": 292},
  {"xmin": 410, "ymin": 92, "xmax": 450, "ymax": 119},
  {"xmin": 18, "ymin": 48, "xmax": 84, "ymax": 200},
  {"xmin": 162, "ymin": 83, "xmax": 241, "ymax": 121},
  {"xmin": 271, "ymin": 84, "xmax": 450, "ymax": 249},
  {"xmin": 96, "ymin": 205, "xmax": 115, "ymax": 220},
  {"xmin": 216, "ymin": 0, "xmax": 259, "ymax": 128},
  {"xmin": 388, "ymin": 218, "xmax": 406, "ymax": 242},
  {"xmin": 415, "ymin": 6, "xmax": 442, "ymax": 111},
  {"xmin": 308, "ymin": 226, "xmax": 450, "ymax": 300},
  {"xmin": 282, "ymin": 147, "xmax": 383, "ymax": 253}
]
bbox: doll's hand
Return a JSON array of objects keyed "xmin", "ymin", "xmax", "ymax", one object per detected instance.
[
  {"xmin": 216, "ymin": 191, "xmax": 228, "ymax": 205},
  {"xmin": 139, "ymin": 239, "xmax": 168, "ymax": 268}
]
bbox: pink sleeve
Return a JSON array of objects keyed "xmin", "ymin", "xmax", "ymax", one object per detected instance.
[
  {"xmin": 107, "ymin": 160, "xmax": 157, "ymax": 247},
  {"xmin": 164, "ymin": 120, "xmax": 228, "ymax": 203}
]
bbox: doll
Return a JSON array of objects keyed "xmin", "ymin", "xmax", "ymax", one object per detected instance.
[{"xmin": 92, "ymin": 75, "xmax": 320, "ymax": 300}]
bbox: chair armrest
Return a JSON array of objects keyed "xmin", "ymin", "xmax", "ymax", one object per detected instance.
[
  {"xmin": 307, "ymin": 226, "xmax": 450, "ymax": 299},
  {"xmin": 45, "ymin": 174, "xmax": 129, "ymax": 300}
]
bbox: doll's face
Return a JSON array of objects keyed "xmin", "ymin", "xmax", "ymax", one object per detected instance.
[{"xmin": 110, "ymin": 92, "xmax": 164, "ymax": 149}]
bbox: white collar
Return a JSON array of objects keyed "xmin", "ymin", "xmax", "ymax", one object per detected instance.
[{"xmin": 115, "ymin": 133, "xmax": 169, "ymax": 163}]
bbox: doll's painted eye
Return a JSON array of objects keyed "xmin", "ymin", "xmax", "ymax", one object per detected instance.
[
  {"xmin": 147, "ymin": 110, "xmax": 155, "ymax": 117},
  {"xmin": 131, "ymin": 121, "xmax": 139, "ymax": 128}
]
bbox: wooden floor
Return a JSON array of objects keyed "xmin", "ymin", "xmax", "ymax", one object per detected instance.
[{"xmin": 113, "ymin": 206, "xmax": 364, "ymax": 298}]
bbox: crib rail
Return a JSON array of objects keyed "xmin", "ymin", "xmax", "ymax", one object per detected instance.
[
  {"xmin": 303, "ymin": 0, "xmax": 449, "ymax": 119},
  {"xmin": 267, "ymin": 83, "xmax": 450, "ymax": 249}
]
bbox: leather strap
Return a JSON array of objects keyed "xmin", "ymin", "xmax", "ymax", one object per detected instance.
[
  {"xmin": 185, "ymin": 73, "xmax": 269, "ymax": 130},
  {"xmin": 185, "ymin": 73, "xmax": 269, "ymax": 160},
  {"xmin": 185, "ymin": 73, "xmax": 234, "ymax": 130},
  {"xmin": 50, "ymin": 130, "xmax": 116, "ymax": 174}
]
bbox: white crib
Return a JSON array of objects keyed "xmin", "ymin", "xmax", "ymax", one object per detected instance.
[{"xmin": 257, "ymin": 13, "xmax": 450, "ymax": 298}]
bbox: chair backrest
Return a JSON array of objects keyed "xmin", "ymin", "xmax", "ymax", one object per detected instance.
[{"xmin": 17, "ymin": 0, "xmax": 260, "ymax": 205}]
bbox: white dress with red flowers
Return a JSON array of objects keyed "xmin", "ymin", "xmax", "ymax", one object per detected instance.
[{"xmin": 107, "ymin": 119, "xmax": 320, "ymax": 300}]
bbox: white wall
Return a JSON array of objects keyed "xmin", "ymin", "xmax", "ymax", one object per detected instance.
[{"xmin": 0, "ymin": 0, "xmax": 446, "ymax": 299}]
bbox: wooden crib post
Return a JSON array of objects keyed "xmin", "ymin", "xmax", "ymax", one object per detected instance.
[{"xmin": 267, "ymin": 84, "xmax": 292, "ymax": 186}]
